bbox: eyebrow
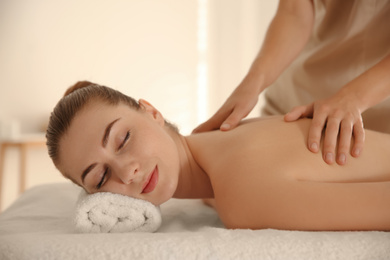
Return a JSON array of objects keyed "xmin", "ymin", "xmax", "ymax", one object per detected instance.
[
  {"xmin": 102, "ymin": 118, "xmax": 121, "ymax": 147},
  {"xmin": 81, "ymin": 117, "xmax": 121, "ymax": 185},
  {"xmin": 81, "ymin": 163, "xmax": 97, "ymax": 185}
]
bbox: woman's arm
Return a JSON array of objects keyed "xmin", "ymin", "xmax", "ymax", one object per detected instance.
[
  {"xmin": 193, "ymin": 0, "xmax": 315, "ymax": 132},
  {"xmin": 285, "ymin": 53, "xmax": 390, "ymax": 165}
]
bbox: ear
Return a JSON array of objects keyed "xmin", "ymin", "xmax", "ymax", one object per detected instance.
[{"xmin": 138, "ymin": 99, "xmax": 165, "ymax": 126}]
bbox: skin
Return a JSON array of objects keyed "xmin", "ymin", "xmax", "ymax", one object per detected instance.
[
  {"xmin": 60, "ymin": 100, "xmax": 390, "ymax": 231},
  {"xmin": 59, "ymin": 100, "xmax": 181, "ymax": 206},
  {"xmin": 59, "ymin": 100, "xmax": 212, "ymax": 206},
  {"xmin": 193, "ymin": 0, "xmax": 390, "ymax": 166}
]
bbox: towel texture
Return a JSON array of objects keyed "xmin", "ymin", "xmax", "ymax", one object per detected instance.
[{"xmin": 74, "ymin": 190, "xmax": 161, "ymax": 233}]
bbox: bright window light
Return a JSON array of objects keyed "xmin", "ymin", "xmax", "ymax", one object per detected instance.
[{"xmin": 197, "ymin": 0, "xmax": 208, "ymax": 124}]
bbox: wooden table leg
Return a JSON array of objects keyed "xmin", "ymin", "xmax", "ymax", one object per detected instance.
[{"xmin": 0, "ymin": 136, "xmax": 46, "ymax": 211}]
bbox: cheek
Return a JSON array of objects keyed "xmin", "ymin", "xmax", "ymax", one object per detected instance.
[{"xmin": 142, "ymin": 128, "xmax": 178, "ymax": 162}]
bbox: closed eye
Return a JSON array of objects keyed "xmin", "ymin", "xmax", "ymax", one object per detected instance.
[
  {"xmin": 117, "ymin": 131, "xmax": 130, "ymax": 151},
  {"xmin": 96, "ymin": 168, "xmax": 108, "ymax": 190}
]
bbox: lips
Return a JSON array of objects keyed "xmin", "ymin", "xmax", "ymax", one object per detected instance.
[{"xmin": 141, "ymin": 166, "xmax": 159, "ymax": 194}]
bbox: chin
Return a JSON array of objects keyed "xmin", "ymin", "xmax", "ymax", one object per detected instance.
[
  {"xmin": 150, "ymin": 195, "xmax": 170, "ymax": 206},
  {"xmin": 152, "ymin": 181, "xmax": 177, "ymax": 206}
]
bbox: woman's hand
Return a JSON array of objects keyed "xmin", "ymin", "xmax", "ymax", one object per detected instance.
[
  {"xmin": 193, "ymin": 75, "xmax": 263, "ymax": 133},
  {"xmin": 284, "ymin": 91, "xmax": 365, "ymax": 165}
]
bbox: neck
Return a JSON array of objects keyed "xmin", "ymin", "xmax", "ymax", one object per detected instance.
[{"xmin": 168, "ymin": 129, "xmax": 214, "ymax": 199}]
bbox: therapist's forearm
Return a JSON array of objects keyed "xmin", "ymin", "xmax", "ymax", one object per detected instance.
[
  {"xmin": 248, "ymin": 0, "xmax": 315, "ymax": 91},
  {"xmin": 339, "ymin": 53, "xmax": 390, "ymax": 111}
]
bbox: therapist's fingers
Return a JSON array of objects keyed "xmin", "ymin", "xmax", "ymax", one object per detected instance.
[
  {"xmin": 192, "ymin": 102, "xmax": 250, "ymax": 133},
  {"xmin": 192, "ymin": 109, "xmax": 229, "ymax": 133},
  {"xmin": 336, "ymin": 120, "xmax": 353, "ymax": 165},
  {"xmin": 351, "ymin": 121, "xmax": 365, "ymax": 158},
  {"xmin": 219, "ymin": 104, "xmax": 253, "ymax": 131},
  {"xmin": 193, "ymin": 100, "xmax": 252, "ymax": 133},
  {"xmin": 192, "ymin": 120, "xmax": 219, "ymax": 133},
  {"xmin": 194, "ymin": 91, "xmax": 258, "ymax": 133},
  {"xmin": 307, "ymin": 111, "xmax": 327, "ymax": 154},
  {"xmin": 322, "ymin": 116, "xmax": 340, "ymax": 165},
  {"xmin": 284, "ymin": 104, "xmax": 314, "ymax": 122}
]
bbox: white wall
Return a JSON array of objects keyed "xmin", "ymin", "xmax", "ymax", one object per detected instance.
[
  {"xmin": 0, "ymin": 0, "xmax": 199, "ymax": 134},
  {"xmin": 0, "ymin": 0, "xmax": 278, "ymax": 211},
  {"xmin": 0, "ymin": 0, "xmax": 200, "ymax": 211},
  {"xmin": 207, "ymin": 0, "xmax": 278, "ymax": 117}
]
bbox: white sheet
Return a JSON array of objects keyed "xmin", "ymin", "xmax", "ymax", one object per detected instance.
[{"xmin": 0, "ymin": 183, "xmax": 389, "ymax": 260}]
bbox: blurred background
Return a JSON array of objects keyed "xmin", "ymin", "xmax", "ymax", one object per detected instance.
[{"xmin": 0, "ymin": 0, "xmax": 277, "ymax": 211}]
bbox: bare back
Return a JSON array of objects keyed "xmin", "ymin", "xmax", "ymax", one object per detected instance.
[{"xmin": 187, "ymin": 117, "xmax": 390, "ymax": 231}]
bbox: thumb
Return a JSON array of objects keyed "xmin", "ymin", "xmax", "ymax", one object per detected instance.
[
  {"xmin": 192, "ymin": 119, "xmax": 220, "ymax": 133},
  {"xmin": 220, "ymin": 108, "xmax": 248, "ymax": 131},
  {"xmin": 284, "ymin": 104, "xmax": 314, "ymax": 122},
  {"xmin": 193, "ymin": 108, "xmax": 229, "ymax": 133}
]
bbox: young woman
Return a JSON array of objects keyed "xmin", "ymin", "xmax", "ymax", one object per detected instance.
[{"xmin": 46, "ymin": 81, "xmax": 390, "ymax": 231}]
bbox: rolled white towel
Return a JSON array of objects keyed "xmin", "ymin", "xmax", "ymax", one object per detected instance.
[{"xmin": 74, "ymin": 190, "xmax": 162, "ymax": 233}]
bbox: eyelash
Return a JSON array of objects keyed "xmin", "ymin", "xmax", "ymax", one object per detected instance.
[
  {"xmin": 117, "ymin": 131, "xmax": 130, "ymax": 151},
  {"xmin": 96, "ymin": 131, "xmax": 130, "ymax": 190},
  {"xmin": 96, "ymin": 169, "xmax": 108, "ymax": 190}
]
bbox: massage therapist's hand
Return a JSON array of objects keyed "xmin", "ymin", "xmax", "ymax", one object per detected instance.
[
  {"xmin": 284, "ymin": 91, "xmax": 365, "ymax": 166},
  {"xmin": 193, "ymin": 75, "xmax": 264, "ymax": 133}
]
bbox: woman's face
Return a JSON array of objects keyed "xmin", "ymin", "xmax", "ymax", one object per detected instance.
[{"xmin": 58, "ymin": 99, "xmax": 180, "ymax": 206}]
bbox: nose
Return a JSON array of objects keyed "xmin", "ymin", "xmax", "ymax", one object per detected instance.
[{"xmin": 112, "ymin": 159, "xmax": 139, "ymax": 185}]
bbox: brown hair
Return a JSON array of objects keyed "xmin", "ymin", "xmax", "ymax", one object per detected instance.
[{"xmin": 46, "ymin": 81, "xmax": 177, "ymax": 171}]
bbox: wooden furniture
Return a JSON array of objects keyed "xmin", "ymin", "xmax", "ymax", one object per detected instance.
[{"xmin": 0, "ymin": 133, "xmax": 46, "ymax": 210}]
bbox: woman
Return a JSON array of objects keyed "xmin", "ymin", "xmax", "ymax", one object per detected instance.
[{"xmin": 46, "ymin": 81, "xmax": 390, "ymax": 231}]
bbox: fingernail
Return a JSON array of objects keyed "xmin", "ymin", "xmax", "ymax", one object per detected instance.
[
  {"xmin": 338, "ymin": 153, "xmax": 346, "ymax": 164},
  {"xmin": 353, "ymin": 148, "xmax": 360, "ymax": 157},
  {"xmin": 310, "ymin": 143, "xmax": 318, "ymax": 152},
  {"xmin": 221, "ymin": 123, "xmax": 230, "ymax": 130},
  {"xmin": 325, "ymin": 153, "xmax": 333, "ymax": 163}
]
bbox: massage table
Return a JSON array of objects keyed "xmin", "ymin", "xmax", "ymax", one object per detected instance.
[{"xmin": 0, "ymin": 183, "xmax": 389, "ymax": 259}]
